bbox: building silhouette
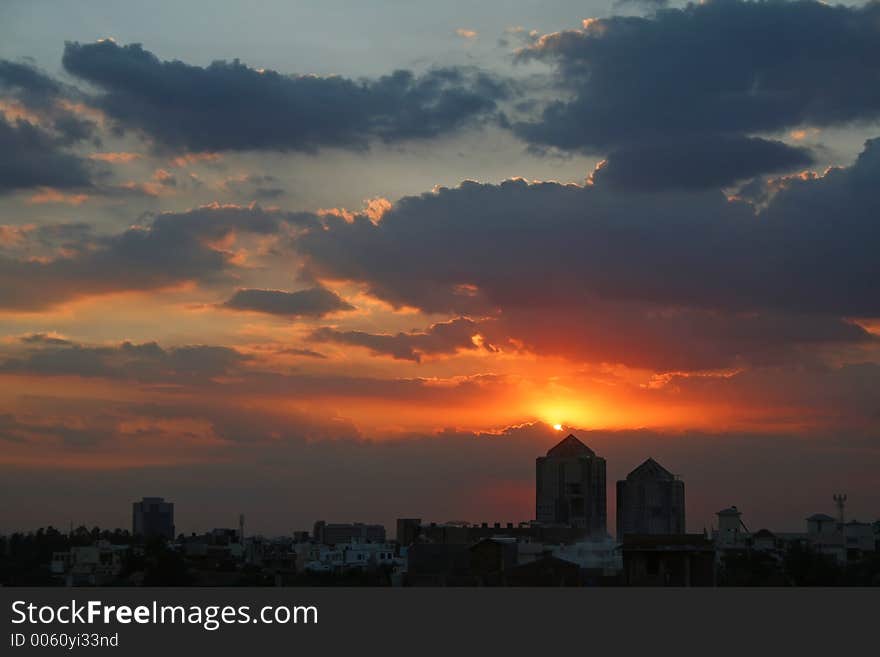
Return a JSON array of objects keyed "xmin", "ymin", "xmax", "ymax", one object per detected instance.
[
  {"xmin": 714, "ymin": 506, "xmax": 749, "ymax": 548},
  {"xmin": 535, "ymin": 434, "xmax": 606, "ymax": 535},
  {"xmin": 132, "ymin": 497, "xmax": 175, "ymax": 539},
  {"xmin": 313, "ymin": 521, "xmax": 386, "ymax": 545},
  {"xmin": 616, "ymin": 458, "xmax": 685, "ymax": 540},
  {"xmin": 621, "ymin": 534, "xmax": 715, "ymax": 586}
]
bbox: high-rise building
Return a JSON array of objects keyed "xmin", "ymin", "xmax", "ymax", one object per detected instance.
[
  {"xmin": 535, "ymin": 434, "xmax": 607, "ymax": 535},
  {"xmin": 616, "ymin": 458, "xmax": 685, "ymax": 540},
  {"xmin": 132, "ymin": 497, "xmax": 175, "ymax": 540}
]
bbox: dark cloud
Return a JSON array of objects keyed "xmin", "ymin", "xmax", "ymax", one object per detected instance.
[
  {"xmin": 613, "ymin": 0, "xmax": 669, "ymax": 10},
  {"xmin": 307, "ymin": 304, "xmax": 873, "ymax": 372},
  {"xmin": 0, "ymin": 60, "xmax": 96, "ymax": 143},
  {"xmin": 222, "ymin": 286, "xmax": 354, "ymax": 318},
  {"xmin": 0, "ymin": 204, "xmax": 291, "ymax": 310},
  {"xmin": 19, "ymin": 333, "xmax": 72, "ymax": 346},
  {"xmin": 0, "ymin": 334, "xmax": 513, "ymax": 406},
  {"xmin": 311, "ymin": 317, "xmax": 485, "ymax": 362},
  {"xmin": 62, "ymin": 40, "xmax": 508, "ymax": 152},
  {"xmin": 220, "ymin": 174, "xmax": 286, "ymax": 200},
  {"xmin": 0, "ymin": 412, "xmax": 117, "ymax": 448},
  {"xmin": 515, "ymin": 1, "xmax": 880, "ymax": 152},
  {"xmin": 0, "ymin": 60, "xmax": 63, "ymax": 106},
  {"xmin": 483, "ymin": 304, "xmax": 874, "ymax": 372},
  {"xmin": 295, "ymin": 137, "xmax": 880, "ymax": 369},
  {"xmin": 276, "ymin": 347, "xmax": 328, "ymax": 359},
  {"xmin": 1, "ymin": 336, "xmax": 249, "ymax": 383},
  {"xmin": 0, "ymin": 116, "xmax": 94, "ymax": 192},
  {"xmin": 663, "ymin": 361, "xmax": 880, "ymax": 428},
  {"xmin": 591, "ymin": 135, "xmax": 814, "ymax": 191},
  {"xmin": 298, "ymin": 139, "xmax": 880, "ymax": 317},
  {"xmin": 0, "ymin": 59, "xmax": 100, "ymax": 193}
]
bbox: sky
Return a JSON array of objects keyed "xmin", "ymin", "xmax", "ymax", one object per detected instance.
[{"xmin": 0, "ymin": 0, "xmax": 879, "ymax": 536}]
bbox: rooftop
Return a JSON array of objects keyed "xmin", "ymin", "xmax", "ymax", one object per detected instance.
[
  {"xmin": 625, "ymin": 457, "xmax": 675, "ymax": 481},
  {"xmin": 806, "ymin": 513, "xmax": 836, "ymax": 522},
  {"xmin": 545, "ymin": 434, "xmax": 596, "ymax": 458}
]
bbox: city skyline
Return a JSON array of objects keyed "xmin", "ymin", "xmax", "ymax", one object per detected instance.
[
  {"xmin": 2, "ymin": 429, "xmax": 872, "ymax": 539},
  {"xmin": 1, "ymin": 0, "xmax": 879, "ymax": 538},
  {"xmin": 4, "ymin": 431, "xmax": 874, "ymax": 587}
]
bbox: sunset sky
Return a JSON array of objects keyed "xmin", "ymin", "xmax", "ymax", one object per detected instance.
[{"xmin": 1, "ymin": 0, "xmax": 879, "ymax": 536}]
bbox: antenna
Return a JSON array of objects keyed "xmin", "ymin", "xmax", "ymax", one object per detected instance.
[{"xmin": 833, "ymin": 493, "xmax": 847, "ymax": 525}]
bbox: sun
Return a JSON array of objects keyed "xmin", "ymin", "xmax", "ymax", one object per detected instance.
[{"xmin": 552, "ymin": 423, "xmax": 563, "ymax": 431}]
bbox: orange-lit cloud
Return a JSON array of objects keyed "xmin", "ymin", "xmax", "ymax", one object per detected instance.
[
  {"xmin": 89, "ymin": 151, "xmax": 142, "ymax": 163},
  {"xmin": 169, "ymin": 152, "xmax": 223, "ymax": 168},
  {"xmin": 27, "ymin": 187, "xmax": 89, "ymax": 205}
]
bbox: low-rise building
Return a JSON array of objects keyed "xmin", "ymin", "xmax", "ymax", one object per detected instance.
[
  {"xmin": 50, "ymin": 540, "xmax": 127, "ymax": 586},
  {"xmin": 303, "ymin": 541, "xmax": 399, "ymax": 573},
  {"xmin": 621, "ymin": 534, "xmax": 716, "ymax": 587},
  {"xmin": 713, "ymin": 506, "xmax": 749, "ymax": 549},
  {"xmin": 312, "ymin": 521, "xmax": 386, "ymax": 545}
]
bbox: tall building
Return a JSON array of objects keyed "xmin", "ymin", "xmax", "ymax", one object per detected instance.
[
  {"xmin": 132, "ymin": 497, "xmax": 175, "ymax": 540},
  {"xmin": 616, "ymin": 458, "xmax": 685, "ymax": 540},
  {"xmin": 535, "ymin": 434, "xmax": 607, "ymax": 535}
]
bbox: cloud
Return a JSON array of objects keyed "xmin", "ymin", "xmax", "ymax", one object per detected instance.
[
  {"xmin": 0, "ymin": 59, "xmax": 101, "ymax": 193},
  {"xmin": 515, "ymin": 1, "xmax": 880, "ymax": 153},
  {"xmin": 88, "ymin": 151, "xmax": 141, "ymax": 163},
  {"xmin": 62, "ymin": 40, "xmax": 508, "ymax": 152},
  {"xmin": 0, "ymin": 116, "xmax": 94, "ymax": 193},
  {"xmin": 218, "ymin": 173, "xmax": 286, "ymax": 200},
  {"xmin": 0, "ymin": 333, "xmax": 514, "ymax": 406},
  {"xmin": 294, "ymin": 137, "xmax": 880, "ymax": 369},
  {"xmin": 276, "ymin": 347, "xmax": 327, "ymax": 359},
  {"xmin": 0, "ymin": 60, "xmax": 64, "ymax": 107},
  {"xmin": 0, "ymin": 335, "xmax": 249, "ymax": 383},
  {"xmin": 298, "ymin": 138, "xmax": 880, "ymax": 318},
  {"xmin": 222, "ymin": 286, "xmax": 354, "ymax": 318},
  {"xmin": 661, "ymin": 361, "xmax": 880, "ymax": 429},
  {"xmin": 590, "ymin": 135, "xmax": 814, "ymax": 191},
  {"xmin": 0, "ymin": 412, "xmax": 118, "ymax": 449},
  {"xmin": 613, "ymin": 0, "xmax": 668, "ymax": 10},
  {"xmin": 483, "ymin": 303, "xmax": 874, "ymax": 372},
  {"xmin": 311, "ymin": 317, "xmax": 486, "ymax": 362},
  {"xmin": 0, "ymin": 59, "xmax": 98, "ymax": 143},
  {"xmin": 27, "ymin": 187, "xmax": 89, "ymax": 205},
  {"xmin": 0, "ymin": 203, "xmax": 292, "ymax": 310}
]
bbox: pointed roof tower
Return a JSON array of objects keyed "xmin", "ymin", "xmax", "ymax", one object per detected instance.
[
  {"xmin": 546, "ymin": 434, "xmax": 596, "ymax": 458},
  {"xmin": 626, "ymin": 457, "xmax": 675, "ymax": 481}
]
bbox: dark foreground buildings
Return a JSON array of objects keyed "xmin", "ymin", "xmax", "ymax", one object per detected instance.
[
  {"xmin": 8, "ymin": 433, "xmax": 879, "ymax": 587},
  {"xmin": 621, "ymin": 534, "xmax": 716, "ymax": 586},
  {"xmin": 313, "ymin": 521, "xmax": 386, "ymax": 545}
]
